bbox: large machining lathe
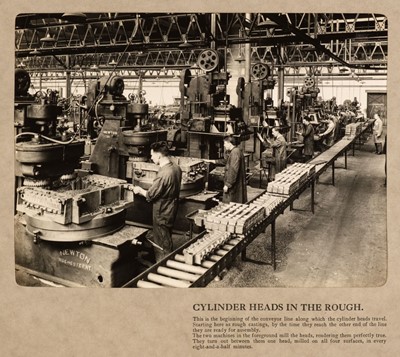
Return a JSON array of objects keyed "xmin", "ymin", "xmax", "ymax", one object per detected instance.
[{"xmin": 14, "ymin": 71, "xmax": 158, "ymax": 287}]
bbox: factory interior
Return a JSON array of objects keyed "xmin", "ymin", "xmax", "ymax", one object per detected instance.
[{"xmin": 14, "ymin": 12, "xmax": 387, "ymax": 288}]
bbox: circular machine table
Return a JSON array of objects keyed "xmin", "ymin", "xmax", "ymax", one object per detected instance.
[
  {"xmin": 24, "ymin": 209, "xmax": 127, "ymax": 242},
  {"xmin": 15, "ymin": 140, "xmax": 85, "ymax": 164},
  {"xmin": 122, "ymin": 130, "xmax": 168, "ymax": 146}
]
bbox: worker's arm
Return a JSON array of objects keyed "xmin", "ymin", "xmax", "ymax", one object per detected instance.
[
  {"xmin": 270, "ymin": 136, "xmax": 285, "ymax": 148},
  {"xmin": 257, "ymin": 132, "xmax": 272, "ymax": 147},
  {"xmin": 320, "ymin": 122, "xmax": 334, "ymax": 136},
  {"xmin": 133, "ymin": 171, "xmax": 166, "ymax": 202}
]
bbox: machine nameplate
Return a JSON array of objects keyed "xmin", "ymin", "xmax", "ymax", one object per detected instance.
[
  {"xmin": 58, "ymin": 258, "xmax": 92, "ymax": 271},
  {"xmin": 58, "ymin": 250, "xmax": 92, "ymax": 271}
]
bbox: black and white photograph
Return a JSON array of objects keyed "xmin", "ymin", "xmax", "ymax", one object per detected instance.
[
  {"xmin": 13, "ymin": 11, "xmax": 387, "ymax": 289},
  {"xmin": 1, "ymin": 2, "xmax": 399, "ymax": 356}
]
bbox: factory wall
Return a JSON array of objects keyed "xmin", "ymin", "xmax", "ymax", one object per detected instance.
[{"xmin": 29, "ymin": 73, "xmax": 387, "ymax": 120}]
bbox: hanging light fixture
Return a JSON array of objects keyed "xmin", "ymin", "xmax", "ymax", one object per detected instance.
[
  {"xmin": 61, "ymin": 13, "xmax": 87, "ymax": 23},
  {"xmin": 179, "ymin": 39, "xmax": 193, "ymax": 48},
  {"xmin": 90, "ymin": 64, "xmax": 99, "ymax": 71},
  {"xmin": 40, "ymin": 33, "xmax": 56, "ymax": 44},
  {"xmin": 108, "ymin": 58, "xmax": 118, "ymax": 66},
  {"xmin": 235, "ymin": 53, "xmax": 245, "ymax": 62},
  {"xmin": 29, "ymin": 48, "xmax": 41, "ymax": 56},
  {"xmin": 257, "ymin": 14, "xmax": 278, "ymax": 29},
  {"xmin": 179, "ymin": 35, "xmax": 193, "ymax": 48},
  {"xmin": 73, "ymin": 64, "xmax": 82, "ymax": 73},
  {"xmin": 136, "ymin": 51, "xmax": 147, "ymax": 58},
  {"xmin": 257, "ymin": 15, "xmax": 278, "ymax": 35}
]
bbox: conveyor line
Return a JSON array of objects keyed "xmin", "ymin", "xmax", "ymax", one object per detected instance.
[
  {"xmin": 123, "ymin": 222, "xmax": 276, "ymax": 288},
  {"xmin": 123, "ymin": 120, "xmax": 375, "ymax": 288}
]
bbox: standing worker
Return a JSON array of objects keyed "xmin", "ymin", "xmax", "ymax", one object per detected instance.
[
  {"xmin": 133, "ymin": 141, "xmax": 182, "ymax": 262},
  {"xmin": 319, "ymin": 115, "xmax": 336, "ymax": 150},
  {"xmin": 258, "ymin": 127, "xmax": 287, "ymax": 181},
  {"xmin": 297, "ymin": 116, "xmax": 315, "ymax": 161},
  {"xmin": 222, "ymin": 135, "xmax": 247, "ymax": 204},
  {"xmin": 373, "ymin": 113, "xmax": 383, "ymax": 154}
]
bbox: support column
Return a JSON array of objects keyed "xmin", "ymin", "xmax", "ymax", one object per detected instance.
[
  {"xmin": 65, "ymin": 56, "xmax": 71, "ymax": 100},
  {"xmin": 277, "ymin": 46, "xmax": 285, "ymax": 103},
  {"xmin": 244, "ymin": 13, "xmax": 252, "ymax": 83}
]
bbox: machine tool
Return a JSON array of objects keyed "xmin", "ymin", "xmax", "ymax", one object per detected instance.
[
  {"xmin": 241, "ymin": 62, "xmax": 278, "ymax": 128},
  {"xmin": 15, "ymin": 69, "xmax": 83, "ymax": 186},
  {"xmin": 80, "ymin": 73, "xmax": 217, "ymax": 232},
  {"xmin": 180, "ymin": 49, "xmax": 250, "ymax": 159},
  {"xmin": 15, "ymin": 68, "xmax": 36, "ymax": 131},
  {"xmin": 14, "ymin": 70, "xmax": 153, "ymax": 287},
  {"xmin": 83, "ymin": 75, "xmax": 168, "ymax": 178}
]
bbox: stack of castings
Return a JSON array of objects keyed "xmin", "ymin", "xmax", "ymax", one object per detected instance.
[
  {"xmin": 250, "ymin": 193, "xmax": 285, "ymax": 216},
  {"xmin": 344, "ymin": 122, "xmax": 362, "ymax": 139},
  {"xmin": 203, "ymin": 202, "xmax": 266, "ymax": 234},
  {"xmin": 267, "ymin": 163, "xmax": 315, "ymax": 196},
  {"xmin": 183, "ymin": 231, "xmax": 232, "ymax": 265},
  {"xmin": 291, "ymin": 162, "xmax": 316, "ymax": 178}
]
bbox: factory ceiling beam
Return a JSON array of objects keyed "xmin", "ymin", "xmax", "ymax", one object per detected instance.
[
  {"xmin": 264, "ymin": 13, "xmax": 385, "ymax": 69},
  {"xmin": 251, "ymin": 40, "xmax": 387, "ymax": 67},
  {"xmin": 15, "ymin": 14, "xmax": 213, "ymax": 57},
  {"xmin": 15, "ymin": 12, "xmax": 388, "ymax": 71},
  {"xmin": 20, "ymin": 49, "xmax": 205, "ymax": 73}
]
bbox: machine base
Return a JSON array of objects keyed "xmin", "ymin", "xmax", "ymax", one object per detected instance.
[{"xmin": 15, "ymin": 216, "xmax": 152, "ymax": 287}]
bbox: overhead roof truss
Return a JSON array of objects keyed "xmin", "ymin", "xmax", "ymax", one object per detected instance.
[{"xmin": 15, "ymin": 12, "xmax": 388, "ymax": 72}]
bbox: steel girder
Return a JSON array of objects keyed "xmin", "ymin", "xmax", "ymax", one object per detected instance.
[{"xmin": 15, "ymin": 13, "xmax": 388, "ymax": 72}]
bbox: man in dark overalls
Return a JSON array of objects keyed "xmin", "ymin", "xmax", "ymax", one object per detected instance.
[
  {"xmin": 134, "ymin": 141, "xmax": 182, "ymax": 262},
  {"xmin": 297, "ymin": 116, "xmax": 315, "ymax": 162},
  {"xmin": 222, "ymin": 135, "xmax": 248, "ymax": 204}
]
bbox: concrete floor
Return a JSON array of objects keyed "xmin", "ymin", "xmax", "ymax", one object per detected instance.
[{"xmin": 208, "ymin": 135, "xmax": 387, "ymax": 288}]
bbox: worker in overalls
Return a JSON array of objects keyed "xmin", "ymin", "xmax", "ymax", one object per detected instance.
[
  {"xmin": 319, "ymin": 116, "xmax": 336, "ymax": 150},
  {"xmin": 222, "ymin": 135, "xmax": 248, "ymax": 204},
  {"xmin": 133, "ymin": 141, "xmax": 182, "ymax": 262},
  {"xmin": 259, "ymin": 126, "xmax": 287, "ymax": 181},
  {"xmin": 296, "ymin": 116, "xmax": 315, "ymax": 162}
]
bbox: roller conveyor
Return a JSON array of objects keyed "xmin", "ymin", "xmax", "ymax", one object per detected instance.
[{"xmin": 123, "ymin": 215, "xmax": 280, "ymax": 288}]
